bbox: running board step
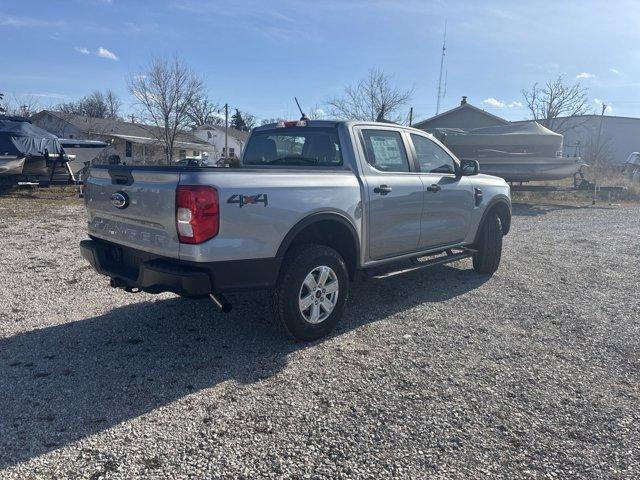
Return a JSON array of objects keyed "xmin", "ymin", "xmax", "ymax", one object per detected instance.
[{"xmin": 362, "ymin": 249, "xmax": 475, "ymax": 280}]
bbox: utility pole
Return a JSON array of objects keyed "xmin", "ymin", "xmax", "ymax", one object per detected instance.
[
  {"xmin": 435, "ymin": 20, "xmax": 447, "ymax": 115},
  {"xmin": 129, "ymin": 114, "xmax": 135, "ymax": 123},
  {"xmin": 224, "ymin": 103, "xmax": 229, "ymax": 159},
  {"xmin": 593, "ymin": 102, "xmax": 607, "ymax": 204},
  {"xmin": 408, "ymin": 107, "xmax": 413, "ymax": 127}
]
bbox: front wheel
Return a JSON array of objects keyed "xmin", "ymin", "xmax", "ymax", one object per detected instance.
[
  {"xmin": 473, "ymin": 212, "xmax": 503, "ymax": 274},
  {"xmin": 274, "ymin": 244, "xmax": 349, "ymax": 341}
]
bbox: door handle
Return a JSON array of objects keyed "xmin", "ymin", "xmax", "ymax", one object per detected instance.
[
  {"xmin": 426, "ymin": 184, "xmax": 441, "ymax": 193},
  {"xmin": 373, "ymin": 185, "xmax": 392, "ymax": 195}
]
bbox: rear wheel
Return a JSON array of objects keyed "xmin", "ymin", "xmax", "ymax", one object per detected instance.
[
  {"xmin": 473, "ymin": 212, "xmax": 503, "ymax": 274},
  {"xmin": 274, "ymin": 244, "xmax": 349, "ymax": 341}
]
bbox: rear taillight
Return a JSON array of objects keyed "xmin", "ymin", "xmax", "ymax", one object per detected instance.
[{"xmin": 176, "ymin": 186, "xmax": 219, "ymax": 244}]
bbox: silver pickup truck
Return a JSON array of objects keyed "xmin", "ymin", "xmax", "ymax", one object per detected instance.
[{"xmin": 81, "ymin": 120, "xmax": 511, "ymax": 340}]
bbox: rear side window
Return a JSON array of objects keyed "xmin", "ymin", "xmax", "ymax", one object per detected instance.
[
  {"xmin": 410, "ymin": 134, "xmax": 457, "ymax": 174},
  {"xmin": 361, "ymin": 130, "xmax": 410, "ymax": 172},
  {"xmin": 243, "ymin": 127, "xmax": 342, "ymax": 166}
]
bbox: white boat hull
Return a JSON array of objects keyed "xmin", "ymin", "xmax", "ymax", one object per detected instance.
[{"xmin": 473, "ymin": 156, "xmax": 586, "ymax": 182}]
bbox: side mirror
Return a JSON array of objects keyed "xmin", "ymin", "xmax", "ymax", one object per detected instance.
[{"xmin": 460, "ymin": 159, "xmax": 479, "ymax": 176}]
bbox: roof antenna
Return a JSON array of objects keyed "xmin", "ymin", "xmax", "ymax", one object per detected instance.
[{"xmin": 294, "ymin": 97, "xmax": 309, "ymax": 121}]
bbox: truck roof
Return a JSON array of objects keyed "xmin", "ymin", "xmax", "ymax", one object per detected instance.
[{"xmin": 253, "ymin": 119, "xmax": 435, "ymax": 137}]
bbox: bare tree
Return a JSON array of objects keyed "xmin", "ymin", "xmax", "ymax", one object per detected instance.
[
  {"xmin": 521, "ymin": 75, "xmax": 591, "ymax": 134},
  {"xmin": 81, "ymin": 91, "xmax": 110, "ymax": 118},
  {"xmin": 105, "ymin": 90, "xmax": 122, "ymax": 119},
  {"xmin": 308, "ymin": 104, "xmax": 325, "ymax": 120},
  {"xmin": 327, "ymin": 69, "xmax": 412, "ymax": 123},
  {"xmin": 128, "ymin": 55, "xmax": 204, "ymax": 164},
  {"xmin": 242, "ymin": 111, "xmax": 257, "ymax": 130},
  {"xmin": 187, "ymin": 93, "xmax": 222, "ymax": 127},
  {"xmin": 55, "ymin": 90, "xmax": 121, "ymax": 119},
  {"xmin": 0, "ymin": 94, "xmax": 41, "ymax": 117},
  {"xmin": 260, "ymin": 117, "xmax": 285, "ymax": 126}
]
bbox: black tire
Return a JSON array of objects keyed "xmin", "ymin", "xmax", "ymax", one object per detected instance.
[
  {"xmin": 274, "ymin": 244, "xmax": 349, "ymax": 341},
  {"xmin": 473, "ymin": 212, "xmax": 503, "ymax": 274}
]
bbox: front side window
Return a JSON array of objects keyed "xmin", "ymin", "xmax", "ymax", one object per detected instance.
[
  {"xmin": 410, "ymin": 134, "xmax": 457, "ymax": 174},
  {"xmin": 361, "ymin": 129, "xmax": 410, "ymax": 172},
  {"xmin": 244, "ymin": 127, "xmax": 342, "ymax": 166}
]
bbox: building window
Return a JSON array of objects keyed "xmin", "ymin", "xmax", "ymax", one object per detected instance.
[
  {"xmin": 125, "ymin": 141, "xmax": 132, "ymax": 158},
  {"xmin": 179, "ymin": 149, "xmax": 186, "ymax": 159},
  {"xmin": 207, "ymin": 131, "xmax": 212, "ymax": 139},
  {"xmin": 229, "ymin": 147, "xmax": 235, "ymax": 157},
  {"xmin": 192, "ymin": 150, "xmax": 199, "ymax": 157}
]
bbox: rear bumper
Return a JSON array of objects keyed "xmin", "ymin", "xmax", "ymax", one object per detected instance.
[{"xmin": 80, "ymin": 239, "xmax": 280, "ymax": 296}]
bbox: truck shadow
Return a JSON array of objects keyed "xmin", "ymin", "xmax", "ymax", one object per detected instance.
[{"xmin": 0, "ymin": 263, "xmax": 487, "ymax": 469}]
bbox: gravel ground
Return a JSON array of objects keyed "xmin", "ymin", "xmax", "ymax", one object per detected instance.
[{"xmin": 0, "ymin": 193, "xmax": 639, "ymax": 479}]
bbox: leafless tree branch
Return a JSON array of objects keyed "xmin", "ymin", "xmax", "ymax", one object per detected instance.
[
  {"xmin": 187, "ymin": 93, "xmax": 222, "ymax": 128},
  {"xmin": 128, "ymin": 55, "xmax": 204, "ymax": 164},
  {"xmin": 521, "ymin": 75, "xmax": 592, "ymax": 134},
  {"xmin": 327, "ymin": 69, "xmax": 413, "ymax": 123}
]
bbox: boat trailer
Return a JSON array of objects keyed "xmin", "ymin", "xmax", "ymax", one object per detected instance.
[{"xmin": 509, "ymin": 171, "xmax": 626, "ymax": 204}]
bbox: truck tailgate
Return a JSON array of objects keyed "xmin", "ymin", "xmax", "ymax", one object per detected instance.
[{"xmin": 84, "ymin": 167, "xmax": 181, "ymax": 258}]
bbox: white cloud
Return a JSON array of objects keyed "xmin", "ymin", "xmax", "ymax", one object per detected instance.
[
  {"xmin": 482, "ymin": 98, "xmax": 523, "ymax": 109},
  {"xmin": 97, "ymin": 47, "xmax": 118, "ymax": 61},
  {"xmin": 609, "ymin": 68, "xmax": 620, "ymax": 75},
  {"xmin": 483, "ymin": 97, "xmax": 505, "ymax": 108},
  {"xmin": 25, "ymin": 92, "xmax": 72, "ymax": 100},
  {"xmin": 594, "ymin": 98, "xmax": 613, "ymax": 113},
  {"xmin": 75, "ymin": 47, "xmax": 90, "ymax": 55},
  {"xmin": 310, "ymin": 107, "xmax": 326, "ymax": 119},
  {"xmin": 0, "ymin": 14, "xmax": 61, "ymax": 28},
  {"xmin": 576, "ymin": 72, "xmax": 595, "ymax": 79}
]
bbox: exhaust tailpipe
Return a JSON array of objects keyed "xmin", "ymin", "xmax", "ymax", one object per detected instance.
[
  {"xmin": 110, "ymin": 277, "xmax": 140, "ymax": 293},
  {"xmin": 209, "ymin": 293, "xmax": 232, "ymax": 313},
  {"xmin": 110, "ymin": 277, "xmax": 127, "ymax": 289}
]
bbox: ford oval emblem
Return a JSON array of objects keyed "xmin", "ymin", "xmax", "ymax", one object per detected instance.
[{"xmin": 110, "ymin": 191, "xmax": 129, "ymax": 209}]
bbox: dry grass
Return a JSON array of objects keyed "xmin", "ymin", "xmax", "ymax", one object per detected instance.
[
  {"xmin": 0, "ymin": 186, "xmax": 83, "ymax": 220},
  {"xmin": 0, "ymin": 186, "xmax": 82, "ymax": 204},
  {"xmin": 511, "ymin": 169, "xmax": 640, "ymax": 204}
]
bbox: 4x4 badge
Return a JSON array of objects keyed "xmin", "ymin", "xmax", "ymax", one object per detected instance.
[{"xmin": 227, "ymin": 193, "xmax": 268, "ymax": 208}]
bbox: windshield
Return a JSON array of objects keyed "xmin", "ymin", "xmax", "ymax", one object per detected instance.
[{"xmin": 243, "ymin": 127, "xmax": 343, "ymax": 167}]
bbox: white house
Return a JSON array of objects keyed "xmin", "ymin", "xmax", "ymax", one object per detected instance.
[
  {"xmin": 31, "ymin": 110, "xmax": 214, "ymax": 165},
  {"xmin": 192, "ymin": 124, "xmax": 249, "ymax": 160}
]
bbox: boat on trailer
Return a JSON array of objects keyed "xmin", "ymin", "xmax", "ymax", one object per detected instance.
[
  {"xmin": 59, "ymin": 138, "xmax": 109, "ymax": 175},
  {"xmin": 431, "ymin": 121, "xmax": 586, "ymax": 182},
  {"xmin": 0, "ymin": 116, "xmax": 107, "ymax": 187},
  {"xmin": 0, "ymin": 115, "xmax": 60, "ymax": 180}
]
